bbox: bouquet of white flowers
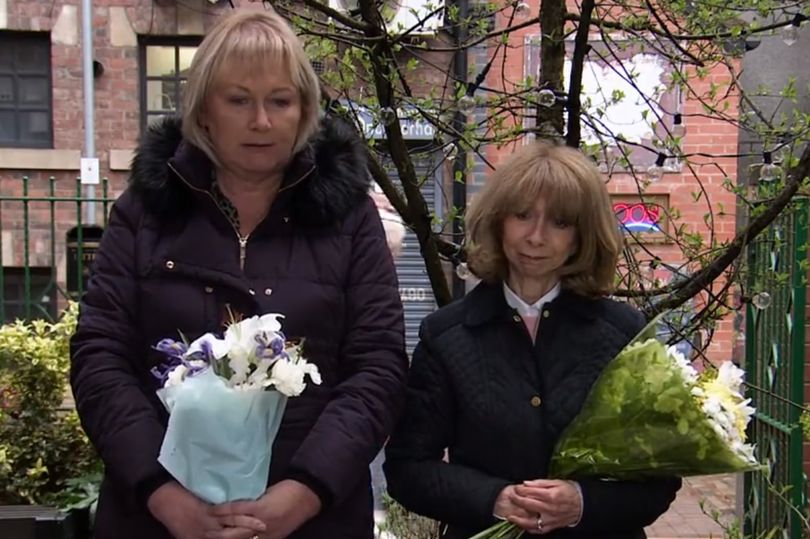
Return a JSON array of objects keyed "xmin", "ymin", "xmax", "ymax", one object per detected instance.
[
  {"xmin": 151, "ymin": 312, "xmax": 321, "ymax": 504},
  {"xmin": 470, "ymin": 314, "xmax": 761, "ymax": 539}
]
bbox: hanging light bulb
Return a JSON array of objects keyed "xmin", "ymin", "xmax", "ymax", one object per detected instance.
[
  {"xmin": 782, "ymin": 15, "xmax": 803, "ymax": 46},
  {"xmin": 379, "ymin": 106, "xmax": 397, "ymax": 125},
  {"xmin": 672, "ymin": 113, "xmax": 685, "ymax": 137},
  {"xmin": 646, "ymin": 153, "xmax": 667, "ymax": 182},
  {"xmin": 782, "ymin": 25, "xmax": 799, "ymax": 46},
  {"xmin": 443, "ymin": 142, "xmax": 458, "ymax": 164},
  {"xmin": 759, "ymin": 151, "xmax": 782, "ymax": 182},
  {"xmin": 752, "ymin": 292, "xmax": 772, "ymax": 310},
  {"xmin": 666, "ymin": 113, "xmax": 685, "ymax": 153},
  {"xmin": 457, "ymin": 94, "xmax": 476, "ymax": 114},
  {"xmin": 537, "ymin": 89, "xmax": 557, "ymax": 108},
  {"xmin": 455, "ymin": 262, "xmax": 472, "ymax": 280},
  {"xmin": 514, "ymin": 1, "xmax": 530, "ymax": 18}
]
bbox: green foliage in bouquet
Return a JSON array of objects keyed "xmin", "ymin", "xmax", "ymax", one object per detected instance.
[
  {"xmin": 549, "ymin": 316, "xmax": 760, "ymax": 479},
  {"xmin": 0, "ymin": 304, "xmax": 101, "ymax": 505},
  {"xmin": 378, "ymin": 495, "xmax": 441, "ymax": 539}
]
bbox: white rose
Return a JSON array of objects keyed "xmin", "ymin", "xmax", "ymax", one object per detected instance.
[{"xmin": 270, "ymin": 360, "xmax": 307, "ymax": 397}]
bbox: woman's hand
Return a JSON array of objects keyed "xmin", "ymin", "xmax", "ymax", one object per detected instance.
[
  {"xmin": 208, "ymin": 480, "xmax": 322, "ymax": 539},
  {"xmin": 508, "ymin": 479, "xmax": 583, "ymax": 534},
  {"xmin": 147, "ymin": 481, "xmax": 266, "ymax": 539},
  {"xmin": 493, "ymin": 485, "xmax": 534, "ymax": 524}
]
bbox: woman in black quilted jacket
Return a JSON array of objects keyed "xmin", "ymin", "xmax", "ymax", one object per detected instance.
[{"xmin": 384, "ymin": 141, "xmax": 681, "ymax": 539}]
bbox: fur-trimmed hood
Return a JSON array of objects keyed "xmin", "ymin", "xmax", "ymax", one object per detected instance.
[{"xmin": 129, "ymin": 115, "xmax": 370, "ymax": 227}]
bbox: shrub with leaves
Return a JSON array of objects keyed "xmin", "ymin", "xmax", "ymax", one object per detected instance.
[{"xmin": 0, "ymin": 303, "xmax": 101, "ymax": 505}]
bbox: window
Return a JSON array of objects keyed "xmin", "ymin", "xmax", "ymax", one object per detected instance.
[
  {"xmin": 0, "ymin": 32, "xmax": 52, "ymax": 148},
  {"xmin": 612, "ymin": 194, "xmax": 668, "ymax": 239},
  {"xmin": 140, "ymin": 38, "xmax": 200, "ymax": 132},
  {"xmin": 525, "ymin": 38, "xmax": 682, "ymax": 170}
]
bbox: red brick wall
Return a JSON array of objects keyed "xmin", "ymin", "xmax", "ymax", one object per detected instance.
[
  {"xmin": 0, "ymin": 0, "xmax": 455, "ymax": 314},
  {"xmin": 1, "ymin": 0, "xmax": 737, "ymax": 367},
  {"xmin": 0, "ymin": 0, "xmax": 449, "ymax": 209},
  {"xmin": 476, "ymin": 0, "xmax": 739, "ymax": 364},
  {"xmin": 0, "ymin": 0, "xmax": 229, "ymax": 187},
  {"xmin": 0, "ymin": 0, "xmax": 227, "ymax": 275}
]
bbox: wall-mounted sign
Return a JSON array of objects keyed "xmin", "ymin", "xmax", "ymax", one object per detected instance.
[
  {"xmin": 340, "ymin": 101, "xmax": 436, "ymax": 141},
  {"xmin": 611, "ymin": 194, "xmax": 668, "ymax": 237},
  {"xmin": 614, "ymin": 201, "xmax": 663, "ymax": 233}
]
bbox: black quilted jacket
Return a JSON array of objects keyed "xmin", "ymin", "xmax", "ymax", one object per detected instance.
[{"xmin": 384, "ymin": 281, "xmax": 680, "ymax": 539}]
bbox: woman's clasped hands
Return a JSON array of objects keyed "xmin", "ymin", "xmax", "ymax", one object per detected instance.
[
  {"xmin": 148, "ymin": 480, "xmax": 321, "ymax": 539},
  {"xmin": 207, "ymin": 480, "xmax": 322, "ymax": 539},
  {"xmin": 493, "ymin": 479, "xmax": 583, "ymax": 535}
]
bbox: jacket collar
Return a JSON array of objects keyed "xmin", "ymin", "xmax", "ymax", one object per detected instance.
[
  {"xmin": 463, "ymin": 280, "xmax": 599, "ymax": 326},
  {"xmin": 128, "ymin": 115, "xmax": 371, "ymax": 227}
]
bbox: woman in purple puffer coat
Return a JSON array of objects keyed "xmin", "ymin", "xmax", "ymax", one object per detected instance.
[{"xmin": 70, "ymin": 10, "xmax": 407, "ymax": 539}]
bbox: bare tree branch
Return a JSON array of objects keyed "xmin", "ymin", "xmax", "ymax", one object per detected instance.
[
  {"xmin": 355, "ymin": 0, "xmax": 453, "ymax": 305},
  {"xmin": 564, "ymin": 9, "xmax": 803, "ymax": 42},
  {"xmin": 644, "ymin": 142, "xmax": 810, "ymax": 317},
  {"xmin": 537, "ymin": 0, "xmax": 566, "ymax": 136},
  {"xmin": 295, "ymin": 0, "xmax": 372, "ymax": 32},
  {"xmin": 565, "ymin": 0, "xmax": 595, "ymax": 147}
]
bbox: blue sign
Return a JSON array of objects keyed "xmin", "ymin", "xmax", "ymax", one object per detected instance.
[{"xmin": 340, "ymin": 102, "xmax": 436, "ymax": 141}]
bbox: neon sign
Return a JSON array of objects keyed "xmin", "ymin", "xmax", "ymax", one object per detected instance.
[{"xmin": 614, "ymin": 202, "xmax": 663, "ymax": 233}]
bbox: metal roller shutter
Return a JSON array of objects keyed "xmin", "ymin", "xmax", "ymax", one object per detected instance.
[{"xmin": 381, "ymin": 154, "xmax": 440, "ymax": 356}]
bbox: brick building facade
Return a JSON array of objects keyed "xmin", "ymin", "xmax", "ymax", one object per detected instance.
[
  {"xmin": 462, "ymin": 0, "xmax": 740, "ymax": 364},
  {"xmin": 0, "ymin": 0, "xmax": 224, "ymax": 319},
  {"xmin": 1, "ymin": 0, "xmax": 737, "ymax": 364}
]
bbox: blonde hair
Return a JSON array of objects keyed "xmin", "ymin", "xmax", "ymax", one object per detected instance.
[
  {"xmin": 181, "ymin": 10, "xmax": 321, "ymax": 164},
  {"xmin": 465, "ymin": 140, "xmax": 622, "ymax": 297}
]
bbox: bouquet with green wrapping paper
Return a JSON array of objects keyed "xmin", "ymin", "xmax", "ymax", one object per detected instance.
[
  {"xmin": 469, "ymin": 315, "xmax": 761, "ymax": 539},
  {"xmin": 548, "ymin": 314, "xmax": 760, "ymax": 478}
]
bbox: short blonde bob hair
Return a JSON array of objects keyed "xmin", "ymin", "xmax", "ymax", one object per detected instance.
[
  {"xmin": 182, "ymin": 10, "xmax": 321, "ymax": 164},
  {"xmin": 465, "ymin": 140, "xmax": 622, "ymax": 297}
]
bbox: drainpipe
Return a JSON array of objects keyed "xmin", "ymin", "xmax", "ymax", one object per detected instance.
[
  {"xmin": 451, "ymin": 0, "xmax": 469, "ymax": 299},
  {"xmin": 81, "ymin": 0, "xmax": 96, "ymax": 224}
]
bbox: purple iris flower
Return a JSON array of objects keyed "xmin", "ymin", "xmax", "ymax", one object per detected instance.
[
  {"xmin": 151, "ymin": 337, "xmax": 209, "ymax": 384},
  {"xmin": 151, "ymin": 361, "xmax": 180, "ymax": 384},
  {"xmin": 255, "ymin": 330, "xmax": 286, "ymax": 360},
  {"xmin": 186, "ymin": 338, "xmax": 215, "ymax": 363},
  {"xmin": 269, "ymin": 337, "xmax": 284, "ymax": 356},
  {"xmin": 154, "ymin": 338, "xmax": 188, "ymax": 359},
  {"xmin": 180, "ymin": 357, "xmax": 209, "ymax": 376}
]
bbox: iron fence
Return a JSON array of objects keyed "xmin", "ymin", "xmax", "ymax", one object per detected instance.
[
  {"xmin": 0, "ymin": 176, "xmax": 114, "ymax": 322},
  {"xmin": 744, "ymin": 197, "xmax": 808, "ymax": 538}
]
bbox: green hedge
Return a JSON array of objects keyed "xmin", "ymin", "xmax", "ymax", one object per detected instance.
[{"xmin": 0, "ymin": 304, "xmax": 100, "ymax": 507}]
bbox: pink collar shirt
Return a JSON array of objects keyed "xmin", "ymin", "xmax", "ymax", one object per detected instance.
[{"xmin": 502, "ymin": 282, "xmax": 561, "ymax": 342}]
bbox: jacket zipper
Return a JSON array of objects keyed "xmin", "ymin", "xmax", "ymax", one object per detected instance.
[{"xmin": 167, "ymin": 162, "xmax": 315, "ymax": 272}]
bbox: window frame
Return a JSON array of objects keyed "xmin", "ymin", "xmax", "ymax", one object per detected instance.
[
  {"xmin": 611, "ymin": 193, "xmax": 670, "ymax": 243},
  {"xmin": 139, "ymin": 36, "xmax": 201, "ymax": 135},
  {"xmin": 0, "ymin": 31, "xmax": 53, "ymax": 149}
]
